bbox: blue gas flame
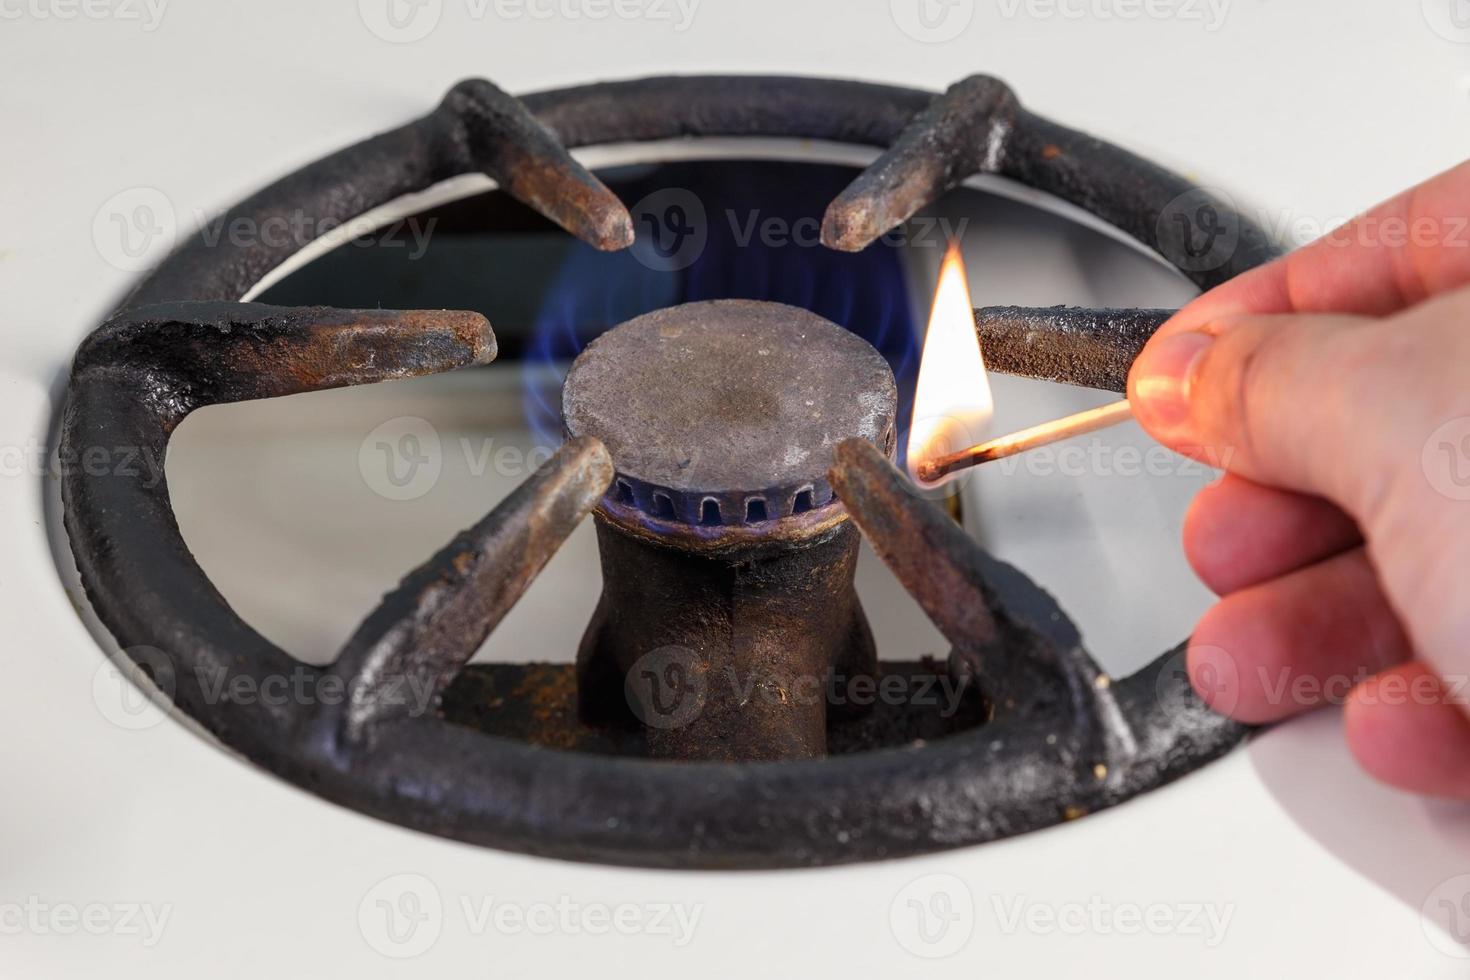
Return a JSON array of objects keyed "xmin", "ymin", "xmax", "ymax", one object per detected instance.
[{"xmin": 521, "ymin": 164, "xmax": 920, "ymax": 450}]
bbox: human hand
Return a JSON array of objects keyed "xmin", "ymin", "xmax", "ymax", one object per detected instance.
[{"xmin": 1127, "ymin": 161, "xmax": 1470, "ymax": 798}]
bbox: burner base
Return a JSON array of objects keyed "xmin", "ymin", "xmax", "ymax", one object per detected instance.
[
  {"xmin": 447, "ymin": 658, "xmax": 985, "ymax": 755},
  {"xmin": 575, "ymin": 518, "xmax": 879, "ymax": 761}
]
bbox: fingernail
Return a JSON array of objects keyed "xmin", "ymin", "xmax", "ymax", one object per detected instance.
[{"xmin": 1131, "ymin": 331, "xmax": 1214, "ymax": 431}]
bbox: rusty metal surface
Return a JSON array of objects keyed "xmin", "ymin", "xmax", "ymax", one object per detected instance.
[
  {"xmin": 75, "ymin": 301, "xmax": 495, "ymax": 414},
  {"xmin": 60, "ymin": 74, "xmax": 1271, "ymax": 869},
  {"xmin": 830, "ymin": 439, "xmax": 1108, "ymax": 726},
  {"xmin": 827, "ymin": 438, "xmax": 1247, "ymax": 827},
  {"xmin": 326, "ymin": 437, "xmax": 612, "ymax": 743},
  {"xmin": 974, "ymin": 306, "xmax": 1175, "ymax": 393},
  {"xmin": 566, "ymin": 301, "xmax": 895, "ymax": 761},
  {"xmin": 823, "ymin": 75, "xmax": 1018, "ymax": 252},
  {"xmin": 127, "ymin": 75, "xmax": 1281, "ymax": 310},
  {"xmin": 563, "ymin": 300, "xmax": 897, "ymax": 536},
  {"xmin": 444, "ymin": 79, "xmax": 634, "ymax": 251},
  {"xmin": 590, "ymin": 496, "xmax": 853, "ymax": 554},
  {"xmin": 576, "ymin": 518, "xmax": 876, "ymax": 761},
  {"xmin": 60, "ymin": 301, "xmax": 500, "ymax": 761},
  {"xmin": 442, "ymin": 659, "xmax": 987, "ymax": 755}
]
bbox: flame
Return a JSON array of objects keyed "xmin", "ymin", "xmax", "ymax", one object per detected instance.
[{"xmin": 907, "ymin": 243, "xmax": 992, "ymax": 483}]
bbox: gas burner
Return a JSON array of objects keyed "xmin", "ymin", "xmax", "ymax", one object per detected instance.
[
  {"xmin": 61, "ymin": 73, "xmax": 1280, "ymax": 868},
  {"xmin": 565, "ymin": 299, "xmax": 896, "ymax": 762}
]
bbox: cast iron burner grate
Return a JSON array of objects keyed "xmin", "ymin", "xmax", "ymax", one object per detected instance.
[{"xmin": 60, "ymin": 74, "xmax": 1280, "ymax": 868}]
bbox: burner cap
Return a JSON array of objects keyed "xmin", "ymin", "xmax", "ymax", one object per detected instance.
[{"xmin": 563, "ymin": 299, "xmax": 897, "ymax": 534}]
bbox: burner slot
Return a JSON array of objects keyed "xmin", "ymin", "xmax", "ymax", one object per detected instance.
[{"xmin": 744, "ymin": 498, "xmax": 768, "ymax": 523}]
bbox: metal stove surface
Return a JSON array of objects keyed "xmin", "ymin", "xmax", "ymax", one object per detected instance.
[{"xmin": 6, "ymin": 4, "xmax": 1470, "ymax": 978}]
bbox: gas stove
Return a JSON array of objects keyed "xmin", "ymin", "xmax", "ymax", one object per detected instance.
[
  {"xmin": 11, "ymin": 9, "xmax": 1470, "ymax": 976},
  {"xmin": 60, "ymin": 73, "xmax": 1272, "ymax": 868}
]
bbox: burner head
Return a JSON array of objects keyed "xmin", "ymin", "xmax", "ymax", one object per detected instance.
[{"xmin": 563, "ymin": 299, "xmax": 897, "ymax": 540}]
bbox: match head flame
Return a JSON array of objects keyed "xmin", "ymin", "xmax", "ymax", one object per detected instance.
[{"xmin": 907, "ymin": 243, "xmax": 993, "ymax": 485}]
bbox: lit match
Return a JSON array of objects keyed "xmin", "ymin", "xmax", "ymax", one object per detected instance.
[
  {"xmin": 915, "ymin": 399, "xmax": 1134, "ymax": 483},
  {"xmin": 906, "ymin": 248, "xmax": 1140, "ymax": 487}
]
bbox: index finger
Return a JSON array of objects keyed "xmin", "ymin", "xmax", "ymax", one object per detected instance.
[{"xmin": 1161, "ymin": 159, "xmax": 1470, "ymax": 337}]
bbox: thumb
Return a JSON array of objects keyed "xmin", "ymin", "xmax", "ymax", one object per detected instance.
[
  {"xmin": 1129, "ymin": 289, "xmax": 1470, "ymax": 713},
  {"xmin": 1125, "ymin": 309, "xmax": 1406, "ymax": 522}
]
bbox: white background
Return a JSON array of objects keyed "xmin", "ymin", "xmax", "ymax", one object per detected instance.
[{"xmin": 2, "ymin": 1, "xmax": 1470, "ymax": 976}]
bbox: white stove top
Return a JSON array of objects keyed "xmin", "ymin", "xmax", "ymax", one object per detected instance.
[{"xmin": 4, "ymin": 2, "xmax": 1469, "ymax": 976}]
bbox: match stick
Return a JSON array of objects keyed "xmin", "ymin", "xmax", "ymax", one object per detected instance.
[{"xmin": 916, "ymin": 399, "xmax": 1134, "ymax": 483}]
